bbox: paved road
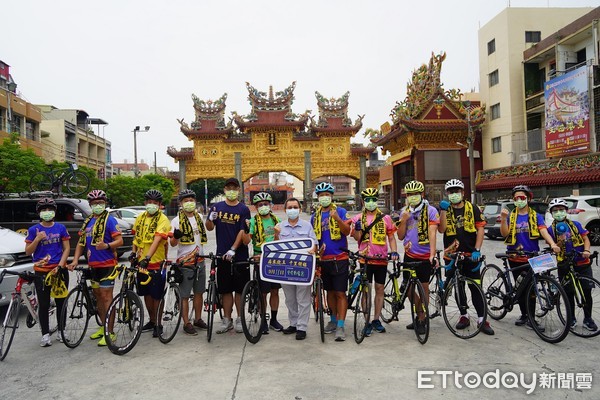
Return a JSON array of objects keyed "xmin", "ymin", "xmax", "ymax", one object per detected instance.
[{"xmin": 1, "ymin": 210, "xmax": 599, "ymax": 399}]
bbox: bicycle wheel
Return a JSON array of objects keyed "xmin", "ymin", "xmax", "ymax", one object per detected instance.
[
  {"xmin": 105, "ymin": 290, "xmax": 144, "ymax": 355},
  {"xmin": 527, "ymin": 275, "xmax": 571, "ymax": 344},
  {"xmin": 158, "ymin": 285, "xmax": 182, "ymax": 344},
  {"xmin": 29, "ymin": 171, "xmax": 53, "ymax": 192},
  {"xmin": 442, "ymin": 277, "xmax": 486, "ymax": 339},
  {"xmin": 566, "ymin": 276, "xmax": 600, "ymax": 338},
  {"xmin": 0, "ymin": 299, "xmax": 20, "ymax": 361},
  {"xmin": 240, "ymin": 280, "xmax": 265, "ymax": 344},
  {"xmin": 353, "ymin": 284, "xmax": 371, "ymax": 344},
  {"xmin": 316, "ymin": 280, "xmax": 325, "ymax": 342},
  {"xmin": 481, "ymin": 264, "xmax": 509, "ymax": 321},
  {"xmin": 48, "ymin": 299, "xmax": 58, "ymax": 335},
  {"xmin": 61, "ymin": 287, "xmax": 90, "ymax": 348},
  {"xmin": 64, "ymin": 171, "xmax": 90, "ymax": 196},
  {"xmin": 409, "ymin": 280, "xmax": 430, "ymax": 344},
  {"xmin": 206, "ymin": 283, "xmax": 217, "ymax": 343},
  {"xmin": 428, "ymin": 272, "xmax": 442, "ymax": 319},
  {"xmin": 382, "ymin": 275, "xmax": 400, "ymax": 324},
  {"xmin": 188, "ymin": 294, "xmax": 195, "ymax": 322},
  {"xmin": 87, "ymin": 287, "xmax": 102, "ymax": 327}
]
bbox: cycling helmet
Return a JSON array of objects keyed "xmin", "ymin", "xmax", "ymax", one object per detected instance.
[
  {"xmin": 252, "ymin": 192, "xmax": 272, "ymax": 204},
  {"xmin": 444, "ymin": 179, "xmax": 464, "ymax": 191},
  {"xmin": 178, "ymin": 189, "xmax": 196, "ymax": 201},
  {"xmin": 404, "ymin": 180, "xmax": 425, "ymax": 194},
  {"xmin": 361, "ymin": 187, "xmax": 379, "ymax": 199},
  {"xmin": 36, "ymin": 197, "xmax": 57, "ymax": 211},
  {"xmin": 511, "ymin": 185, "xmax": 533, "ymax": 199},
  {"xmin": 87, "ymin": 189, "xmax": 107, "ymax": 202},
  {"xmin": 315, "ymin": 182, "xmax": 335, "ymax": 194},
  {"xmin": 144, "ymin": 189, "xmax": 163, "ymax": 202},
  {"xmin": 548, "ymin": 198, "xmax": 568, "ymax": 211}
]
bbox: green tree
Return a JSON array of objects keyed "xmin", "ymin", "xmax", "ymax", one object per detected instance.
[
  {"xmin": 188, "ymin": 178, "xmax": 226, "ymax": 207},
  {"xmin": 105, "ymin": 174, "xmax": 175, "ymax": 208},
  {"xmin": 0, "ymin": 138, "xmax": 47, "ymax": 192}
]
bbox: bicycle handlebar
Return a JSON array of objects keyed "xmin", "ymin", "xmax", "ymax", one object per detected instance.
[
  {"xmin": 0, "ymin": 269, "xmax": 39, "ymax": 285},
  {"xmin": 340, "ymin": 248, "xmax": 390, "ymax": 263}
]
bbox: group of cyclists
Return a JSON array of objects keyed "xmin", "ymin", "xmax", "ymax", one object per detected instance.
[{"xmin": 22, "ymin": 176, "xmax": 596, "ymax": 348}]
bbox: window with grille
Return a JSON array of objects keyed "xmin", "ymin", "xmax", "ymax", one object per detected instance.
[
  {"xmin": 492, "ymin": 137, "xmax": 502, "ymax": 153},
  {"xmin": 489, "ymin": 69, "xmax": 499, "ymax": 86},
  {"xmin": 490, "ymin": 103, "xmax": 501, "ymax": 120}
]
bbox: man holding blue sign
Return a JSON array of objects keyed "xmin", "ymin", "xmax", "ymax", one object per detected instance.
[{"xmin": 275, "ymin": 197, "xmax": 318, "ymax": 340}]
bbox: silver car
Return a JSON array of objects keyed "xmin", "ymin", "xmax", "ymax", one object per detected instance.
[{"xmin": 0, "ymin": 227, "xmax": 35, "ymax": 307}]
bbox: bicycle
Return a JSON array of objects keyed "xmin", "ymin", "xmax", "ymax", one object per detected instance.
[
  {"xmin": 157, "ymin": 260, "xmax": 184, "ymax": 344},
  {"xmin": 60, "ymin": 266, "xmax": 103, "ymax": 348},
  {"xmin": 378, "ymin": 257, "xmax": 430, "ymax": 343},
  {"xmin": 440, "ymin": 252, "xmax": 488, "ymax": 339},
  {"xmin": 199, "ymin": 253, "xmax": 224, "ymax": 343},
  {"xmin": 103, "ymin": 261, "xmax": 150, "ymax": 355},
  {"xmin": 239, "ymin": 257, "xmax": 266, "ymax": 344},
  {"xmin": 311, "ymin": 261, "xmax": 329, "ymax": 343},
  {"xmin": 558, "ymin": 250, "xmax": 600, "ymax": 338},
  {"xmin": 481, "ymin": 250, "xmax": 572, "ymax": 344},
  {"xmin": 427, "ymin": 250, "xmax": 444, "ymax": 320},
  {"xmin": 29, "ymin": 163, "xmax": 90, "ymax": 197},
  {"xmin": 0, "ymin": 270, "xmax": 57, "ymax": 360}
]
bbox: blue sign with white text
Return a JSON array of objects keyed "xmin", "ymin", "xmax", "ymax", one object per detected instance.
[{"xmin": 260, "ymin": 238, "xmax": 316, "ymax": 286}]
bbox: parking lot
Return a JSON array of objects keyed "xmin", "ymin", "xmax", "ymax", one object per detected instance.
[{"xmin": 1, "ymin": 210, "xmax": 599, "ymax": 399}]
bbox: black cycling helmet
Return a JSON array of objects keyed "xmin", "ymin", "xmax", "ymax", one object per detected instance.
[
  {"xmin": 178, "ymin": 189, "xmax": 196, "ymax": 201},
  {"xmin": 144, "ymin": 189, "xmax": 163, "ymax": 202},
  {"xmin": 511, "ymin": 185, "xmax": 533, "ymax": 200},
  {"xmin": 36, "ymin": 197, "xmax": 57, "ymax": 211}
]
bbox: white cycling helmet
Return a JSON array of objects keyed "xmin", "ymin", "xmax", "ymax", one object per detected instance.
[
  {"xmin": 445, "ymin": 179, "xmax": 464, "ymax": 191},
  {"xmin": 548, "ymin": 198, "xmax": 568, "ymax": 211}
]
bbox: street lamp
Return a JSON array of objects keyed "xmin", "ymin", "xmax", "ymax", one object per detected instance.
[
  {"xmin": 462, "ymin": 101, "xmax": 476, "ymax": 204},
  {"xmin": 132, "ymin": 125, "xmax": 150, "ymax": 178}
]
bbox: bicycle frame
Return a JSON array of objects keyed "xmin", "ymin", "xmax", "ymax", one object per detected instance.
[{"xmin": 3, "ymin": 272, "xmax": 41, "ymax": 329}]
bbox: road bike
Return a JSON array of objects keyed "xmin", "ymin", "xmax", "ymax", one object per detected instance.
[
  {"xmin": 60, "ymin": 266, "xmax": 103, "ymax": 348},
  {"xmin": 380, "ymin": 258, "xmax": 430, "ymax": 344},
  {"xmin": 104, "ymin": 262, "xmax": 150, "ymax": 355},
  {"xmin": 199, "ymin": 253, "xmax": 224, "ymax": 342},
  {"xmin": 441, "ymin": 252, "xmax": 488, "ymax": 339},
  {"xmin": 311, "ymin": 261, "xmax": 329, "ymax": 343},
  {"xmin": 427, "ymin": 250, "xmax": 444, "ymax": 320},
  {"xmin": 558, "ymin": 250, "xmax": 600, "ymax": 338},
  {"xmin": 157, "ymin": 260, "xmax": 184, "ymax": 344},
  {"xmin": 481, "ymin": 250, "xmax": 572, "ymax": 344},
  {"xmin": 239, "ymin": 257, "xmax": 266, "ymax": 344},
  {"xmin": 29, "ymin": 163, "xmax": 90, "ymax": 197},
  {"xmin": 0, "ymin": 270, "xmax": 57, "ymax": 361}
]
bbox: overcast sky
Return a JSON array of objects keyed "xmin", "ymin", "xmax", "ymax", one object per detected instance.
[{"xmin": 3, "ymin": 0, "xmax": 597, "ymax": 170}]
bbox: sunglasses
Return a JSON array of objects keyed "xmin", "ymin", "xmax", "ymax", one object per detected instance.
[{"xmin": 513, "ymin": 195, "xmax": 527, "ymax": 201}]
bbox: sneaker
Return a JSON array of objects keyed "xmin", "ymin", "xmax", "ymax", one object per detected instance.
[
  {"xmin": 282, "ymin": 326, "xmax": 297, "ymax": 334},
  {"xmin": 193, "ymin": 319, "xmax": 208, "ymax": 330},
  {"xmin": 295, "ymin": 330, "xmax": 307, "ymax": 340},
  {"xmin": 324, "ymin": 321, "xmax": 337, "ymax": 334},
  {"xmin": 515, "ymin": 315, "xmax": 528, "ymax": 326},
  {"xmin": 153, "ymin": 325, "xmax": 163, "ymax": 338},
  {"xmin": 583, "ymin": 318, "xmax": 598, "ymax": 331},
  {"xmin": 455, "ymin": 316, "xmax": 470, "ymax": 330},
  {"xmin": 183, "ymin": 322, "xmax": 198, "ymax": 336},
  {"xmin": 364, "ymin": 323, "xmax": 373, "ymax": 337},
  {"xmin": 570, "ymin": 318, "xmax": 577, "ymax": 329},
  {"xmin": 56, "ymin": 332, "xmax": 64, "ymax": 343},
  {"xmin": 371, "ymin": 319, "xmax": 386, "ymax": 333},
  {"xmin": 406, "ymin": 322, "xmax": 415, "ymax": 330},
  {"xmin": 525, "ymin": 319, "xmax": 545, "ymax": 332},
  {"xmin": 142, "ymin": 321, "xmax": 156, "ymax": 332},
  {"xmin": 97, "ymin": 333, "xmax": 116, "ymax": 347},
  {"xmin": 334, "ymin": 326, "xmax": 346, "ymax": 341},
  {"xmin": 269, "ymin": 319, "xmax": 284, "ymax": 332},
  {"xmin": 260, "ymin": 319, "xmax": 269, "ymax": 335},
  {"xmin": 415, "ymin": 320, "xmax": 427, "ymax": 335},
  {"xmin": 234, "ymin": 317, "xmax": 243, "ymax": 333},
  {"xmin": 40, "ymin": 334, "xmax": 52, "ymax": 347},
  {"xmin": 89, "ymin": 326, "xmax": 104, "ymax": 340},
  {"xmin": 217, "ymin": 318, "xmax": 233, "ymax": 334},
  {"xmin": 478, "ymin": 321, "xmax": 495, "ymax": 335}
]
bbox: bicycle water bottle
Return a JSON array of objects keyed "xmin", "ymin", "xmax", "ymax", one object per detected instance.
[
  {"xmin": 25, "ymin": 284, "xmax": 37, "ymax": 308},
  {"xmin": 350, "ymin": 275, "xmax": 360, "ymax": 295}
]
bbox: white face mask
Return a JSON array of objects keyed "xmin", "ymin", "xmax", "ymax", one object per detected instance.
[
  {"xmin": 286, "ymin": 208, "xmax": 300, "ymax": 219},
  {"xmin": 318, "ymin": 196, "xmax": 332, "ymax": 208},
  {"xmin": 146, "ymin": 203, "xmax": 159, "ymax": 215},
  {"xmin": 182, "ymin": 201, "xmax": 196, "ymax": 213},
  {"xmin": 258, "ymin": 205, "xmax": 271, "ymax": 216}
]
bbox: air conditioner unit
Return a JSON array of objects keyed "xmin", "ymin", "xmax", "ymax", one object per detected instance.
[{"xmin": 519, "ymin": 153, "xmax": 531, "ymax": 163}]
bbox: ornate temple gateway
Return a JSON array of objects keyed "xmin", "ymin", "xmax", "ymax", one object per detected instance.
[
  {"xmin": 167, "ymin": 82, "xmax": 373, "ymax": 208},
  {"xmin": 370, "ymin": 53, "xmax": 485, "ymax": 209}
]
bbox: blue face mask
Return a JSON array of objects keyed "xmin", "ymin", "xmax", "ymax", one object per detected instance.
[{"xmin": 286, "ymin": 208, "xmax": 300, "ymax": 219}]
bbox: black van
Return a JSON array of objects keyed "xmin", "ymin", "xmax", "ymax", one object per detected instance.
[{"xmin": 0, "ymin": 197, "xmax": 134, "ymax": 258}]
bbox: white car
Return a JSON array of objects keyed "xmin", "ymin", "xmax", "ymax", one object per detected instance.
[
  {"xmin": 0, "ymin": 227, "xmax": 35, "ymax": 307},
  {"xmin": 108, "ymin": 208, "xmax": 142, "ymax": 225},
  {"xmin": 544, "ymin": 195, "xmax": 600, "ymax": 246}
]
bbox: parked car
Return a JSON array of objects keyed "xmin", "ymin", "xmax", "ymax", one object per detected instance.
[
  {"xmin": 109, "ymin": 207, "xmax": 142, "ymax": 225},
  {"xmin": 484, "ymin": 200, "xmax": 548, "ymax": 240},
  {"xmin": 0, "ymin": 227, "xmax": 35, "ymax": 307},
  {"xmin": 0, "ymin": 197, "xmax": 134, "ymax": 258},
  {"xmin": 544, "ymin": 195, "xmax": 600, "ymax": 246}
]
